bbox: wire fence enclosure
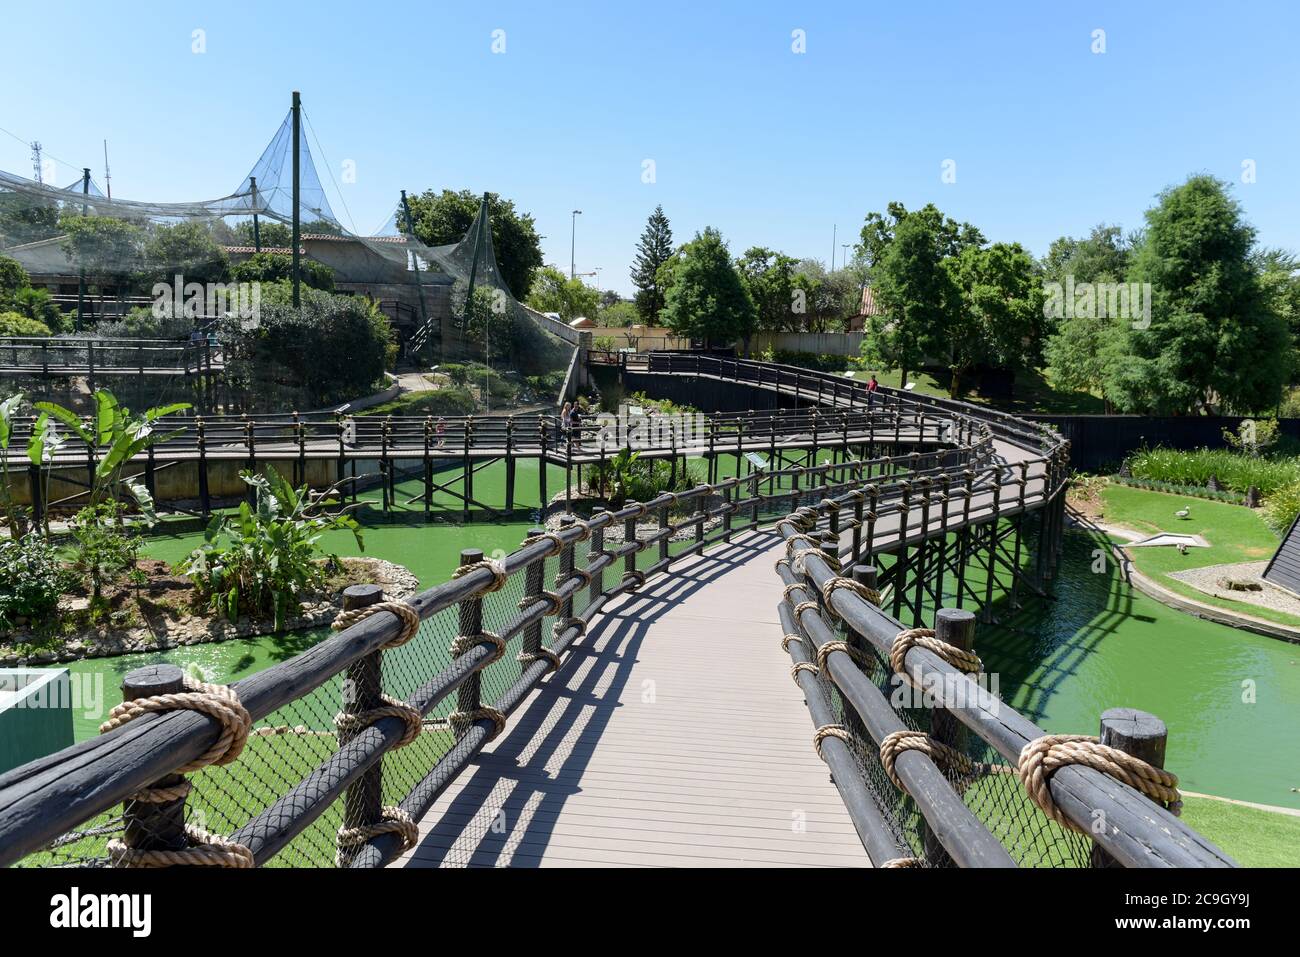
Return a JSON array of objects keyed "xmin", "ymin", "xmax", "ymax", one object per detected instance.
[{"xmin": 0, "ymin": 359, "xmax": 1237, "ymax": 868}]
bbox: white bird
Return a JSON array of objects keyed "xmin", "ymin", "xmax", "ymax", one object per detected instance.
[{"xmin": 1175, "ymin": 507, "xmax": 1191, "ymax": 520}]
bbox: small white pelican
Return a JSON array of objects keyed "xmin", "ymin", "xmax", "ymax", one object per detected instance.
[{"xmin": 1175, "ymin": 507, "xmax": 1191, "ymax": 520}]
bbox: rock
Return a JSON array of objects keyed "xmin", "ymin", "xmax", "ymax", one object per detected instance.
[
  {"xmin": 1216, "ymin": 577, "xmax": 1262, "ymax": 592},
  {"xmin": 1246, "ymin": 485, "xmax": 1261, "ymax": 508}
]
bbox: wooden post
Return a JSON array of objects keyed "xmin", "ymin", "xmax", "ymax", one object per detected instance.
[
  {"xmin": 505, "ymin": 417, "xmax": 516, "ymax": 513},
  {"xmin": 196, "ymin": 416, "xmax": 210, "ymax": 520},
  {"xmin": 658, "ymin": 501, "xmax": 670, "ymax": 562},
  {"xmin": 624, "ymin": 503, "xmax": 638, "ymax": 583},
  {"xmin": 1090, "ymin": 708, "xmax": 1169, "ymax": 869},
  {"xmin": 554, "ymin": 516, "xmax": 579, "ymax": 617},
  {"xmin": 120, "ymin": 664, "xmax": 189, "ymax": 853},
  {"xmin": 462, "ymin": 419, "xmax": 473, "ymax": 523},
  {"xmin": 592, "ymin": 512, "xmax": 605, "ymax": 600},
  {"xmin": 338, "ymin": 584, "xmax": 385, "ymax": 866},
  {"xmin": 453, "ymin": 551, "xmax": 484, "ymax": 735},
  {"xmin": 520, "ymin": 527, "xmax": 546, "ymax": 675}
]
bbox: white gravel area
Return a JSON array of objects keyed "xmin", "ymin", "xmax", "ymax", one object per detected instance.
[{"xmin": 1167, "ymin": 560, "xmax": 1300, "ymax": 616}]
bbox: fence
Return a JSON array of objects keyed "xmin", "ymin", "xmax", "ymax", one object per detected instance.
[{"xmin": 0, "ymin": 358, "xmax": 1237, "ymax": 868}]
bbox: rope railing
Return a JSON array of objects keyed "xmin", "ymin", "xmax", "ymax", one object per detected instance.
[
  {"xmin": 8, "ymin": 354, "xmax": 1195, "ymax": 871},
  {"xmin": 772, "ymin": 493, "xmax": 1236, "ymax": 869}
]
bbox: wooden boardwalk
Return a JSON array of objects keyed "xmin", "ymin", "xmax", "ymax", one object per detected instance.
[{"xmin": 399, "ymin": 529, "xmax": 868, "ymax": 868}]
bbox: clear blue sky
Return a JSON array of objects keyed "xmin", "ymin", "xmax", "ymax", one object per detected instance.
[{"xmin": 2, "ymin": 1, "xmax": 1297, "ymax": 296}]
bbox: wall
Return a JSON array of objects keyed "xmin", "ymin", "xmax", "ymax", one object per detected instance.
[
  {"xmin": 0, "ymin": 670, "xmax": 74, "ymax": 775},
  {"xmin": 748, "ymin": 331, "xmax": 864, "ymax": 357},
  {"xmin": 1027, "ymin": 414, "xmax": 1300, "ymax": 472}
]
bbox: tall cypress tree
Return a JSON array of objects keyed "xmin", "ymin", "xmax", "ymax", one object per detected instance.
[{"xmin": 630, "ymin": 205, "xmax": 674, "ymax": 322}]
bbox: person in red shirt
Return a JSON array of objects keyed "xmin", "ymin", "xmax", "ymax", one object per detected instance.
[{"xmin": 867, "ymin": 374, "xmax": 879, "ymax": 409}]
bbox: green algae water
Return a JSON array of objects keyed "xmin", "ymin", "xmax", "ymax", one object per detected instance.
[{"xmin": 37, "ymin": 465, "xmax": 1300, "ymax": 812}]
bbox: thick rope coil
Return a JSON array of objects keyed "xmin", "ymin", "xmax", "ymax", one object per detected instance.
[
  {"xmin": 99, "ymin": 676, "xmax": 251, "ymax": 773},
  {"xmin": 889, "ymin": 627, "xmax": 983, "ymax": 677},
  {"xmin": 621, "ymin": 569, "xmax": 647, "ymax": 590},
  {"xmin": 774, "ymin": 557, "xmax": 791, "ymax": 573},
  {"xmin": 1016, "ymin": 734, "xmax": 1182, "ymax": 833},
  {"xmin": 628, "ymin": 501, "xmax": 649, "ymax": 518},
  {"xmin": 881, "ymin": 856, "xmax": 925, "ymax": 869},
  {"xmin": 557, "ymin": 567, "xmax": 593, "ymax": 589},
  {"xmin": 518, "ymin": 647, "xmax": 563, "ymax": 673},
  {"xmin": 127, "ymin": 780, "xmax": 192, "ymax": 804},
  {"xmin": 332, "ymin": 600, "xmax": 421, "ymax": 650},
  {"xmin": 821, "ymin": 576, "xmax": 881, "ymax": 610},
  {"xmin": 785, "ymin": 534, "xmax": 819, "ymax": 556},
  {"xmin": 521, "ymin": 590, "xmax": 562, "ymax": 615},
  {"xmin": 864, "ymin": 510, "xmax": 879, "ymax": 522},
  {"xmin": 813, "ymin": 723, "xmax": 851, "ymax": 761},
  {"xmin": 108, "ymin": 824, "xmax": 254, "ymax": 869},
  {"xmin": 448, "ymin": 706, "xmax": 508, "ymax": 741},
  {"xmin": 845, "ymin": 489, "xmax": 867, "ymax": 503},
  {"xmin": 790, "ymin": 661, "xmax": 819, "ymax": 681},
  {"xmin": 815, "ymin": 640, "xmax": 872, "ymax": 673},
  {"xmin": 334, "ymin": 694, "xmax": 423, "ymax": 749},
  {"xmin": 819, "ymin": 498, "xmax": 842, "ymax": 512},
  {"xmin": 792, "ymin": 600, "xmax": 820, "ymax": 618},
  {"xmin": 571, "ymin": 520, "xmax": 593, "ymax": 542},
  {"xmin": 453, "ymin": 557, "xmax": 509, "ymax": 593},
  {"xmin": 450, "ymin": 631, "xmax": 507, "ymax": 665},
  {"xmin": 553, "ymin": 616, "xmax": 586, "ymax": 639},
  {"xmin": 336, "ymin": 805, "xmax": 418, "ymax": 864},
  {"xmin": 782, "ymin": 582, "xmax": 807, "ymax": 603},
  {"xmin": 878, "ymin": 729, "xmax": 977, "ymax": 791},
  {"xmin": 781, "ymin": 633, "xmax": 803, "ymax": 652},
  {"xmin": 525, "ymin": 531, "xmax": 565, "ymax": 557}
]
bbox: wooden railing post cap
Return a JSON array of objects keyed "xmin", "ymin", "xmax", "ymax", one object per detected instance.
[
  {"xmin": 342, "ymin": 584, "xmax": 384, "ymax": 611},
  {"xmin": 122, "ymin": 664, "xmax": 185, "ymax": 698},
  {"xmin": 459, "ymin": 547, "xmax": 484, "ymax": 565},
  {"xmin": 851, "ymin": 564, "xmax": 878, "ymax": 587},
  {"xmin": 1099, "ymin": 708, "xmax": 1168, "ymax": 768},
  {"xmin": 934, "ymin": 607, "xmax": 976, "ymax": 651}
]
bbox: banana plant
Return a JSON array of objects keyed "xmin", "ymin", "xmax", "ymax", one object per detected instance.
[
  {"xmin": 33, "ymin": 390, "xmax": 189, "ymax": 521},
  {"xmin": 0, "ymin": 393, "xmax": 28, "ymax": 537}
]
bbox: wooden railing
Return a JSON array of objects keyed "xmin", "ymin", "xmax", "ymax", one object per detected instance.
[{"xmin": 0, "ymin": 357, "xmax": 1230, "ymax": 870}]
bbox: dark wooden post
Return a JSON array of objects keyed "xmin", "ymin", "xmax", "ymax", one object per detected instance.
[
  {"xmin": 538, "ymin": 418, "xmax": 549, "ymax": 512},
  {"xmin": 505, "ymin": 416, "xmax": 516, "ymax": 513},
  {"xmin": 120, "ymin": 664, "xmax": 189, "ymax": 853},
  {"xmin": 1090, "ymin": 708, "xmax": 1170, "ymax": 869},
  {"xmin": 338, "ymin": 584, "xmax": 385, "ymax": 866},
  {"xmin": 462, "ymin": 418, "xmax": 474, "ymax": 523},
  {"xmin": 624, "ymin": 503, "xmax": 638, "ymax": 583},
  {"xmin": 582, "ymin": 512, "xmax": 601, "ymax": 606},
  {"xmin": 657, "ymin": 500, "xmax": 670, "ymax": 562},
  {"xmin": 453, "ymin": 551, "xmax": 485, "ymax": 735},
  {"xmin": 556, "ymin": 514, "xmax": 577, "ymax": 621},
  {"xmin": 520, "ymin": 527, "xmax": 546, "ymax": 675},
  {"xmin": 196, "ymin": 415, "xmax": 210, "ymax": 520}
]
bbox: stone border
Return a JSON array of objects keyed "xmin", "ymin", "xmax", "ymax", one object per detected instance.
[
  {"xmin": 1076, "ymin": 515, "xmax": 1300, "ymax": 645},
  {"xmin": 0, "ymin": 557, "xmax": 420, "ymax": 667}
]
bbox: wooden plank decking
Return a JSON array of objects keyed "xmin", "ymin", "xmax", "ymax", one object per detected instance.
[{"xmin": 398, "ymin": 528, "xmax": 868, "ymax": 868}]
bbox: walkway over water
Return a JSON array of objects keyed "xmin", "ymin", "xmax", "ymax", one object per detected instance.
[
  {"xmin": 401, "ymin": 530, "xmax": 865, "ymax": 867},
  {"xmin": 0, "ymin": 356, "xmax": 1235, "ymax": 871}
]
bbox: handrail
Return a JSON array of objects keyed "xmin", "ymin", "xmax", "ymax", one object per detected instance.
[{"xmin": 0, "ymin": 355, "xmax": 1227, "ymax": 871}]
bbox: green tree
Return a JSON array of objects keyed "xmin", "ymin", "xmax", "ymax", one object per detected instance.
[
  {"xmin": 143, "ymin": 221, "xmax": 230, "ymax": 285},
  {"xmin": 863, "ymin": 213, "xmax": 961, "ymax": 388},
  {"xmin": 231, "ymin": 251, "xmax": 335, "ymax": 291},
  {"xmin": 631, "ymin": 205, "xmax": 674, "ymax": 322},
  {"xmin": 858, "ymin": 201, "xmax": 985, "ymax": 269},
  {"xmin": 598, "ymin": 298, "xmax": 639, "ymax": 328},
  {"xmin": 526, "ymin": 266, "xmax": 599, "ymax": 322},
  {"xmin": 791, "ymin": 260, "xmax": 859, "ymax": 334},
  {"xmin": 659, "ymin": 228, "xmax": 755, "ymax": 346},
  {"xmin": 943, "ymin": 243, "xmax": 1043, "ymax": 396},
  {"xmin": 58, "ymin": 214, "xmax": 143, "ymax": 285},
  {"xmin": 234, "ymin": 220, "xmax": 294, "ymax": 249},
  {"xmin": 736, "ymin": 247, "xmax": 798, "ymax": 334},
  {"xmin": 403, "ymin": 189, "xmax": 543, "ymax": 300},
  {"xmin": 1115, "ymin": 175, "xmax": 1290, "ymax": 414}
]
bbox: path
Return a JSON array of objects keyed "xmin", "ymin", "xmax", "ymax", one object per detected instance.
[{"xmin": 398, "ymin": 529, "xmax": 868, "ymax": 867}]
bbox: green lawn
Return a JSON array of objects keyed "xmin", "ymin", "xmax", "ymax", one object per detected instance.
[
  {"xmin": 847, "ymin": 365, "xmax": 1105, "ymax": 414},
  {"xmin": 1181, "ymin": 796, "xmax": 1300, "ymax": 867},
  {"xmin": 1097, "ymin": 484, "xmax": 1300, "ymax": 627}
]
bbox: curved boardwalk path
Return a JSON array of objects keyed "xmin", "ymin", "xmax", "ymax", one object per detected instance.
[
  {"xmin": 399, "ymin": 435, "xmax": 1049, "ymax": 867},
  {"xmin": 399, "ymin": 529, "xmax": 866, "ymax": 867}
]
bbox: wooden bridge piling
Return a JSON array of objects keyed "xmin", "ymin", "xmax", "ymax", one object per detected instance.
[
  {"xmin": 120, "ymin": 664, "xmax": 189, "ymax": 854},
  {"xmin": 339, "ymin": 584, "xmax": 387, "ymax": 867}
]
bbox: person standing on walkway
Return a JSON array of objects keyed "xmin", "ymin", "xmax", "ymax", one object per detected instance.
[
  {"xmin": 560, "ymin": 402, "xmax": 573, "ymax": 439},
  {"xmin": 435, "ymin": 416, "xmax": 447, "ymax": 449},
  {"xmin": 867, "ymin": 374, "xmax": 879, "ymax": 409}
]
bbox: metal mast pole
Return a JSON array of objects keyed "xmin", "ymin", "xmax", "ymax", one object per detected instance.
[
  {"xmin": 401, "ymin": 189, "xmax": 431, "ymax": 353},
  {"xmin": 76, "ymin": 168, "xmax": 89, "ymax": 331},
  {"xmin": 291, "ymin": 90, "xmax": 301, "ymax": 308},
  {"xmin": 250, "ymin": 176, "xmax": 261, "ymax": 252}
]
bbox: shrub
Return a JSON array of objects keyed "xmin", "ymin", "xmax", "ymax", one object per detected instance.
[
  {"xmin": 1125, "ymin": 446, "xmax": 1300, "ymax": 496},
  {"xmin": 231, "ymin": 252, "xmax": 335, "ymax": 292},
  {"xmin": 180, "ymin": 467, "xmax": 362, "ymax": 630},
  {"xmin": 0, "ymin": 533, "xmax": 75, "ymax": 632},
  {"xmin": 68, "ymin": 502, "xmax": 140, "ymax": 601},
  {"xmin": 0, "ymin": 311, "xmax": 52, "ymax": 337},
  {"xmin": 218, "ymin": 284, "xmax": 395, "ymax": 409},
  {"xmin": 92, "ymin": 306, "xmax": 195, "ymax": 340},
  {"xmin": 359, "ymin": 388, "xmax": 476, "ymax": 417},
  {"xmin": 1263, "ymin": 481, "xmax": 1300, "ymax": 534}
]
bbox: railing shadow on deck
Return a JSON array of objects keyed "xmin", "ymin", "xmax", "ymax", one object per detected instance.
[{"xmin": 403, "ymin": 531, "xmax": 778, "ymax": 867}]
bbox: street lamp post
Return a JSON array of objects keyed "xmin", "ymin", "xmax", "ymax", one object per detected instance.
[{"xmin": 570, "ymin": 209, "xmax": 582, "ymax": 280}]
